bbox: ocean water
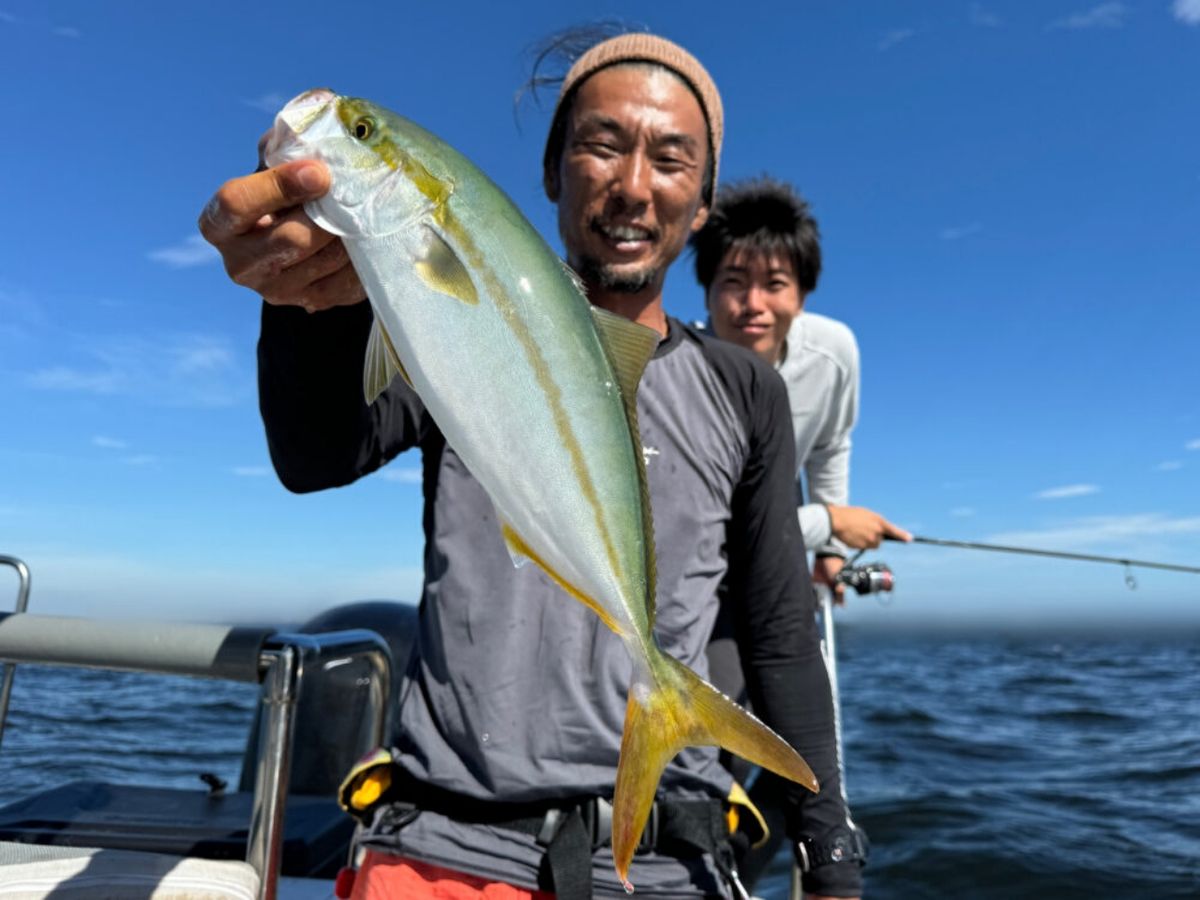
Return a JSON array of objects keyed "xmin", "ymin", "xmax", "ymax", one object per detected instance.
[{"xmin": 1, "ymin": 627, "xmax": 1198, "ymax": 898}]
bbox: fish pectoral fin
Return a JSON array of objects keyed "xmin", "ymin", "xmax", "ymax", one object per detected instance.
[
  {"xmin": 611, "ymin": 653, "xmax": 818, "ymax": 889},
  {"xmin": 363, "ymin": 317, "xmax": 413, "ymax": 404},
  {"xmin": 415, "ymin": 225, "xmax": 479, "ymax": 306}
]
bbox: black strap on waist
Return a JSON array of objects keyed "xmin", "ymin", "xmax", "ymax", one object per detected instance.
[{"xmin": 364, "ymin": 774, "xmax": 737, "ymax": 900}]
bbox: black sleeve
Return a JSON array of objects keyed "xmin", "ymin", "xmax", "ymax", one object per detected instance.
[
  {"xmin": 257, "ymin": 301, "xmax": 429, "ymax": 493},
  {"xmin": 712, "ymin": 342, "xmax": 862, "ymax": 896}
]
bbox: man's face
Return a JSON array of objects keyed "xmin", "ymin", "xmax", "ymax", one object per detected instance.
[
  {"xmin": 706, "ymin": 250, "xmax": 805, "ymax": 365},
  {"xmin": 551, "ymin": 65, "xmax": 710, "ymax": 296}
]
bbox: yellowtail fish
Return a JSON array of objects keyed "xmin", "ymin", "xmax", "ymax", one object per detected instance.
[{"xmin": 263, "ymin": 88, "xmax": 817, "ymax": 889}]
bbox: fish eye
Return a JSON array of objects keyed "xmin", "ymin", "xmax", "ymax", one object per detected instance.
[{"xmin": 353, "ymin": 117, "xmax": 375, "ymax": 141}]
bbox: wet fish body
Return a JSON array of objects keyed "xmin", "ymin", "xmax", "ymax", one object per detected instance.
[{"xmin": 264, "ymin": 89, "xmax": 816, "ymax": 887}]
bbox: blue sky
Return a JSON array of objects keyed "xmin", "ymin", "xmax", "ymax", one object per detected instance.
[{"xmin": 1, "ymin": 1, "xmax": 1197, "ymax": 627}]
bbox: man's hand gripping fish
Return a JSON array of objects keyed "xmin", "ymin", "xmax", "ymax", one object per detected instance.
[{"xmin": 263, "ymin": 89, "xmax": 818, "ymax": 890}]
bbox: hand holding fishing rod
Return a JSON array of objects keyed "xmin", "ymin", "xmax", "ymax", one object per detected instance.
[{"xmin": 817, "ymin": 506, "xmax": 910, "ymax": 603}]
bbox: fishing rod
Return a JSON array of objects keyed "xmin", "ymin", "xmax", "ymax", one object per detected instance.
[{"xmin": 886, "ymin": 534, "xmax": 1200, "ymax": 586}]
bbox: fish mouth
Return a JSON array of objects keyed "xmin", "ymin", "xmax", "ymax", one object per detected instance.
[
  {"xmin": 263, "ymin": 88, "xmax": 340, "ymax": 166},
  {"xmin": 277, "ymin": 88, "xmax": 338, "ymax": 137}
]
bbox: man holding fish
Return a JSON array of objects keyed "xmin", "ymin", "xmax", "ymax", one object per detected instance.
[{"xmin": 200, "ymin": 29, "xmax": 863, "ymax": 900}]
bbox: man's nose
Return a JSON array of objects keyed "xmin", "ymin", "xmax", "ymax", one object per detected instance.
[{"xmin": 611, "ymin": 150, "xmax": 652, "ymax": 207}]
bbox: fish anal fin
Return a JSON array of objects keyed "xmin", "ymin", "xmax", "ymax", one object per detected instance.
[
  {"xmin": 415, "ymin": 225, "xmax": 478, "ymax": 306},
  {"xmin": 611, "ymin": 652, "xmax": 818, "ymax": 888},
  {"xmin": 500, "ymin": 521, "xmax": 532, "ymax": 569},
  {"xmin": 500, "ymin": 523, "xmax": 623, "ymax": 636},
  {"xmin": 363, "ymin": 318, "xmax": 413, "ymax": 404}
]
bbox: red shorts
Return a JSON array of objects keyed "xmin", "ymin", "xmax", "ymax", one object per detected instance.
[{"xmin": 349, "ymin": 851, "xmax": 556, "ymax": 899}]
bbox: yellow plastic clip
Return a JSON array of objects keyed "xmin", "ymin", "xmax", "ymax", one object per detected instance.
[
  {"xmin": 338, "ymin": 747, "xmax": 399, "ymax": 817},
  {"xmin": 726, "ymin": 781, "xmax": 770, "ymax": 849}
]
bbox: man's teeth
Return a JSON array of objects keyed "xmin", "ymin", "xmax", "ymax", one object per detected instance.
[{"xmin": 604, "ymin": 225, "xmax": 651, "ymax": 241}]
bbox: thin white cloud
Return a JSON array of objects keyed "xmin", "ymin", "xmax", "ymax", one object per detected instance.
[
  {"xmin": 242, "ymin": 93, "xmax": 288, "ymax": 114},
  {"xmin": 232, "ymin": 466, "xmax": 271, "ymax": 477},
  {"xmin": 26, "ymin": 333, "xmax": 248, "ymax": 407},
  {"xmin": 989, "ymin": 513, "xmax": 1200, "ymax": 550},
  {"xmin": 940, "ymin": 222, "xmax": 983, "ymax": 241},
  {"xmin": 1155, "ymin": 461, "xmax": 1183, "ymax": 472},
  {"xmin": 30, "ymin": 366, "xmax": 122, "ymax": 393},
  {"xmin": 122, "ymin": 454, "xmax": 158, "ymax": 467},
  {"xmin": 92, "ymin": 435, "xmax": 128, "ymax": 450},
  {"xmin": 1187, "ymin": 438, "xmax": 1200, "ymax": 450},
  {"xmin": 879, "ymin": 28, "xmax": 917, "ymax": 51},
  {"xmin": 1174, "ymin": 0, "xmax": 1200, "ymax": 25},
  {"xmin": 970, "ymin": 3, "xmax": 1002, "ymax": 27},
  {"xmin": 1047, "ymin": 2, "xmax": 1127, "ymax": 30},
  {"xmin": 950, "ymin": 507, "xmax": 976, "ymax": 517},
  {"xmin": 53, "ymin": 25, "xmax": 81, "ymax": 38},
  {"xmin": 147, "ymin": 235, "xmax": 220, "ymax": 269},
  {"xmin": 174, "ymin": 341, "xmax": 235, "ymax": 375},
  {"xmin": 1035, "ymin": 483, "xmax": 1100, "ymax": 500},
  {"xmin": 381, "ymin": 466, "xmax": 422, "ymax": 484}
]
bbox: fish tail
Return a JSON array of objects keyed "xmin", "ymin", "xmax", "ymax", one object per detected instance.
[{"xmin": 611, "ymin": 650, "xmax": 819, "ymax": 889}]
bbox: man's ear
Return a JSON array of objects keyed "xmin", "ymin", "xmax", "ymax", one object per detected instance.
[
  {"xmin": 543, "ymin": 166, "xmax": 560, "ymax": 203},
  {"xmin": 690, "ymin": 202, "xmax": 710, "ymax": 233}
]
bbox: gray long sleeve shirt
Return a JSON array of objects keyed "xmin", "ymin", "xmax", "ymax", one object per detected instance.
[{"xmin": 257, "ymin": 303, "xmax": 848, "ymax": 897}]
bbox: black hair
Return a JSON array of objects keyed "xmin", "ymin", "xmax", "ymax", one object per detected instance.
[
  {"xmin": 690, "ymin": 177, "xmax": 821, "ymax": 294},
  {"xmin": 516, "ymin": 23, "xmax": 714, "ymax": 204}
]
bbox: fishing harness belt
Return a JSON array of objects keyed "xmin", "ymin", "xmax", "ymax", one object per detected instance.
[{"xmin": 340, "ymin": 750, "xmax": 754, "ymax": 900}]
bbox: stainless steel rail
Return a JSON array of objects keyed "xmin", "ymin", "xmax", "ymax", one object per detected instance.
[
  {"xmin": 246, "ymin": 630, "xmax": 393, "ymax": 900},
  {"xmin": 0, "ymin": 612, "xmax": 270, "ymax": 682},
  {"xmin": 0, "ymin": 555, "xmax": 31, "ymax": 750},
  {"xmin": 0, "ymin": 611, "xmax": 393, "ymax": 900}
]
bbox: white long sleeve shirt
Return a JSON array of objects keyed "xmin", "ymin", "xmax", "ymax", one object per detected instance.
[{"xmin": 775, "ymin": 312, "xmax": 860, "ymax": 557}]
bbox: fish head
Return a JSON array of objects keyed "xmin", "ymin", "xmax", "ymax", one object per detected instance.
[{"xmin": 263, "ymin": 89, "xmax": 448, "ymax": 238}]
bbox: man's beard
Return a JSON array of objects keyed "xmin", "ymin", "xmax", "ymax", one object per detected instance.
[{"xmin": 574, "ymin": 256, "xmax": 660, "ymax": 294}]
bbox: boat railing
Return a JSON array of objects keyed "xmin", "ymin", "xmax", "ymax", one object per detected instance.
[
  {"xmin": 0, "ymin": 555, "xmax": 31, "ymax": 751},
  {"xmin": 0, "ymin": 602, "xmax": 393, "ymax": 900}
]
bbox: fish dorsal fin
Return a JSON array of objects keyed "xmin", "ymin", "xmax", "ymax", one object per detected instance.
[
  {"xmin": 363, "ymin": 317, "xmax": 413, "ymax": 404},
  {"xmin": 589, "ymin": 305, "xmax": 661, "ymax": 630},
  {"xmin": 415, "ymin": 225, "xmax": 478, "ymax": 306},
  {"xmin": 589, "ymin": 306, "xmax": 659, "ymax": 415}
]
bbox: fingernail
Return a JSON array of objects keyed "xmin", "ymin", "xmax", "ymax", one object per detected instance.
[{"xmin": 297, "ymin": 164, "xmax": 325, "ymax": 192}]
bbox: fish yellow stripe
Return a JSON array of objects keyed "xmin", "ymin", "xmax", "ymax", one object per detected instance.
[{"xmin": 440, "ymin": 208, "xmax": 627, "ymax": 597}]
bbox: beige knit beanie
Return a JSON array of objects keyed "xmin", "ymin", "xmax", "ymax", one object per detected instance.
[{"xmin": 546, "ymin": 33, "xmax": 724, "ymax": 204}]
